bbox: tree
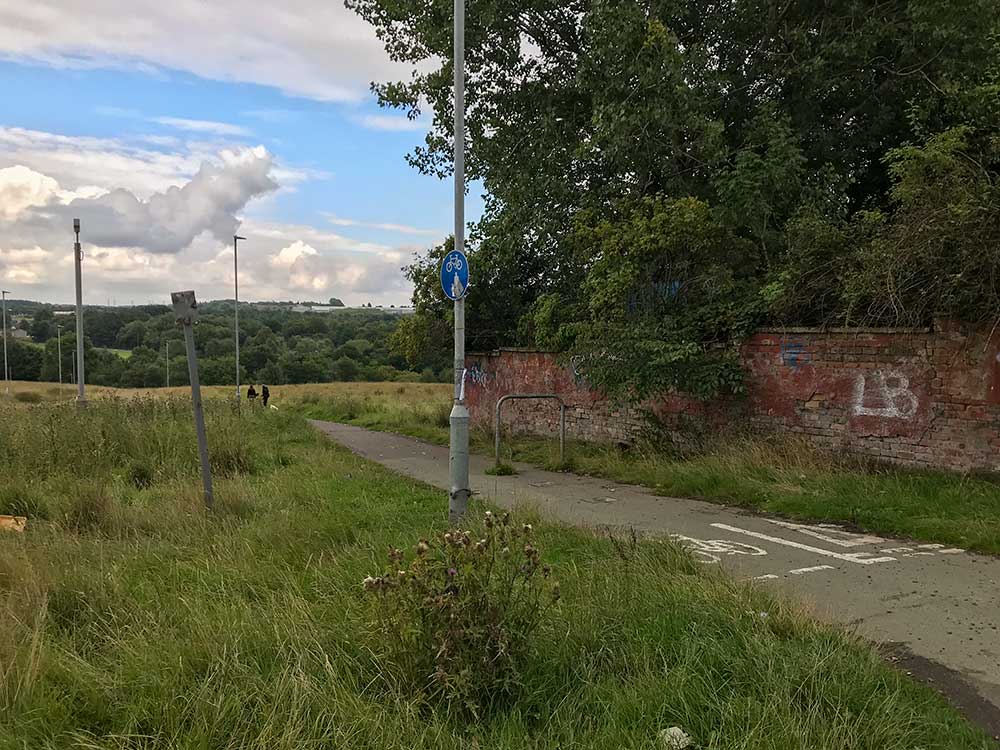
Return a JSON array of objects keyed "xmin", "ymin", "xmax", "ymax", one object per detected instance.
[
  {"xmin": 350, "ymin": 0, "xmax": 999, "ymax": 394},
  {"xmin": 328, "ymin": 297, "xmax": 345, "ymax": 307}
]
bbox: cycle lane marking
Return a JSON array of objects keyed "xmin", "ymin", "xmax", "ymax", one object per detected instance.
[{"xmin": 711, "ymin": 523, "xmax": 898, "ymax": 565}]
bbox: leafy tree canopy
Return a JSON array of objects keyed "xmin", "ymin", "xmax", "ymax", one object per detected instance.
[{"xmin": 352, "ymin": 0, "xmax": 1000, "ymax": 397}]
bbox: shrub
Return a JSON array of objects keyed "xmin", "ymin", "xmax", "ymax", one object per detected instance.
[{"xmin": 363, "ymin": 512, "xmax": 559, "ymax": 719}]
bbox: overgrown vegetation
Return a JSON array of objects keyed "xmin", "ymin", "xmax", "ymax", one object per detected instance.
[
  {"xmin": 292, "ymin": 387, "xmax": 1000, "ymax": 555},
  {"xmin": 0, "ymin": 399, "xmax": 992, "ymax": 747},
  {"xmin": 355, "ymin": 0, "xmax": 1000, "ymax": 397},
  {"xmin": 363, "ymin": 513, "xmax": 559, "ymax": 719}
]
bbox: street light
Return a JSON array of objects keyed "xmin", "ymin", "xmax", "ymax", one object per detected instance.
[
  {"xmin": 233, "ymin": 234, "xmax": 246, "ymax": 406},
  {"xmin": 57, "ymin": 324, "xmax": 63, "ymax": 392},
  {"xmin": 1, "ymin": 289, "xmax": 9, "ymax": 395},
  {"xmin": 73, "ymin": 218, "xmax": 86, "ymax": 404},
  {"xmin": 447, "ymin": 0, "xmax": 471, "ymax": 522}
]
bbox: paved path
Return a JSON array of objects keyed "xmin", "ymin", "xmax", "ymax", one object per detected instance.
[{"xmin": 312, "ymin": 420, "xmax": 1000, "ymax": 735}]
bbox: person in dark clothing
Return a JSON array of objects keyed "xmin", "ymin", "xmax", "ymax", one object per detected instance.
[
  {"xmin": 247, "ymin": 384, "xmax": 257, "ymax": 403},
  {"xmin": 261, "ymin": 385, "xmax": 270, "ymax": 408}
]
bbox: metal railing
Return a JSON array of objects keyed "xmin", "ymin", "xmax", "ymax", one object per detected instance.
[{"xmin": 494, "ymin": 393, "xmax": 566, "ymax": 466}]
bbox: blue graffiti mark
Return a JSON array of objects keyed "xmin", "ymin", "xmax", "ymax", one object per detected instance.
[
  {"xmin": 780, "ymin": 341, "xmax": 810, "ymax": 372},
  {"xmin": 467, "ymin": 363, "xmax": 490, "ymax": 387}
]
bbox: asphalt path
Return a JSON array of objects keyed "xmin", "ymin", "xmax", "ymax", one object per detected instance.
[{"xmin": 311, "ymin": 420, "xmax": 1000, "ymax": 738}]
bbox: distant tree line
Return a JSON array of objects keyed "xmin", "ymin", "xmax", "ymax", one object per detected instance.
[{"xmin": 3, "ymin": 301, "xmax": 450, "ymax": 387}]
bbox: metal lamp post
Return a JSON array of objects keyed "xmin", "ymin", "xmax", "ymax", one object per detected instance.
[
  {"xmin": 73, "ymin": 218, "xmax": 86, "ymax": 404},
  {"xmin": 57, "ymin": 324, "xmax": 63, "ymax": 392},
  {"xmin": 1, "ymin": 289, "xmax": 9, "ymax": 395},
  {"xmin": 233, "ymin": 234, "xmax": 246, "ymax": 407},
  {"xmin": 447, "ymin": 0, "xmax": 471, "ymax": 523}
]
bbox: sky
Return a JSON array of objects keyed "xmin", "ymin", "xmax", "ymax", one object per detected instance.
[{"xmin": 0, "ymin": 0, "xmax": 479, "ymax": 307}]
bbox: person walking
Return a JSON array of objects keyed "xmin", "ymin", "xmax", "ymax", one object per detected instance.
[
  {"xmin": 247, "ymin": 384, "xmax": 257, "ymax": 404},
  {"xmin": 261, "ymin": 384, "xmax": 270, "ymax": 408}
]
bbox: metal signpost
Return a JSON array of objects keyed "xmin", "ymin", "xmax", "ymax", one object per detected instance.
[
  {"xmin": 233, "ymin": 234, "xmax": 245, "ymax": 408},
  {"xmin": 445, "ymin": 0, "xmax": 471, "ymax": 523},
  {"xmin": 73, "ymin": 219, "xmax": 86, "ymax": 404},
  {"xmin": 171, "ymin": 290, "xmax": 214, "ymax": 509},
  {"xmin": 1, "ymin": 289, "xmax": 9, "ymax": 395}
]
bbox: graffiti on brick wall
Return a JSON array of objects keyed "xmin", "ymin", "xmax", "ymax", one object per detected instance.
[
  {"xmin": 851, "ymin": 370, "xmax": 919, "ymax": 419},
  {"xmin": 780, "ymin": 341, "xmax": 810, "ymax": 371},
  {"xmin": 467, "ymin": 363, "xmax": 490, "ymax": 387}
]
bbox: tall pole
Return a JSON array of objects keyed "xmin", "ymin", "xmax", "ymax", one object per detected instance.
[
  {"xmin": 57, "ymin": 324, "xmax": 63, "ymax": 392},
  {"xmin": 448, "ymin": 0, "xmax": 470, "ymax": 523},
  {"xmin": 165, "ymin": 340, "xmax": 170, "ymax": 388},
  {"xmin": 233, "ymin": 234, "xmax": 245, "ymax": 408},
  {"xmin": 172, "ymin": 291, "xmax": 214, "ymax": 509},
  {"xmin": 73, "ymin": 219, "xmax": 86, "ymax": 404},
  {"xmin": 1, "ymin": 290, "xmax": 9, "ymax": 395}
]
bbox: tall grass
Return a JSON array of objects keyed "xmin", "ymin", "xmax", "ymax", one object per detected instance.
[{"xmin": 0, "ymin": 400, "xmax": 991, "ymax": 747}]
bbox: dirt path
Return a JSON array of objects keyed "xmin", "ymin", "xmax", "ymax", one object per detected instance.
[{"xmin": 312, "ymin": 420, "xmax": 1000, "ymax": 738}]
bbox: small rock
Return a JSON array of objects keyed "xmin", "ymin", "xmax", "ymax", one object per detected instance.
[{"xmin": 658, "ymin": 727, "xmax": 693, "ymax": 749}]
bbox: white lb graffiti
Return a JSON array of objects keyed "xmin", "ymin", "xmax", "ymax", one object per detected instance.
[{"xmin": 851, "ymin": 370, "xmax": 918, "ymax": 419}]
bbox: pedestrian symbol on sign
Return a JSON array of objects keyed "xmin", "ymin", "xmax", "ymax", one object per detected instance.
[{"xmin": 440, "ymin": 250, "xmax": 469, "ymax": 300}]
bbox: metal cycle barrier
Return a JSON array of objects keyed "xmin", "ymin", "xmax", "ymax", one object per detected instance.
[{"xmin": 494, "ymin": 394, "xmax": 566, "ymax": 466}]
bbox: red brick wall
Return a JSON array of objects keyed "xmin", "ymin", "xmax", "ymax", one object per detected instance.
[{"xmin": 465, "ymin": 324, "xmax": 1000, "ymax": 473}]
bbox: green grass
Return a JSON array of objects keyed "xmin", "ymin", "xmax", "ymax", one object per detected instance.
[
  {"xmin": 290, "ymin": 390, "xmax": 1000, "ymax": 555},
  {"xmin": 0, "ymin": 399, "xmax": 993, "ymax": 747}
]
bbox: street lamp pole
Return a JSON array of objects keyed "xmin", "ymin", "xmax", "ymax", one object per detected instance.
[
  {"xmin": 1, "ymin": 290, "xmax": 9, "ymax": 395},
  {"xmin": 57, "ymin": 324, "xmax": 63, "ymax": 392},
  {"xmin": 233, "ymin": 234, "xmax": 246, "ymax": 407},
  {"xmin": 73, "ymin": 219, "xmax": 86, "ymax": 404},
  {"xmin": 165, "ymin": 340, "xmax": 170, "ymax": 388},
  {"xmin": 447, "ymin": 0, "xmax": 471, "ymax": 523}
]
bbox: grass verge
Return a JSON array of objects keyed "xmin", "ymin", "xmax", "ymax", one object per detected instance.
[
  {"xmin": 0, "ymin": 399, "xmax": 992, "ymax": 747},
  {"xmin": 287, "ymin": 386, "xmax": 1000, "ymax": 555}
]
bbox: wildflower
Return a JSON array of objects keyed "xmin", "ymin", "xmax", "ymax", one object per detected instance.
[
  {"xmin": 362, "ymin": 575, "xmax": 376, "ymax": 591},
  {"xmin": 415, "ymin": 540, "xmax": 429, "ymax": 556},
  {"xmin": 523, "ymin": 523, "xmax": 533, "ymax": 534},
  {"xmin": 388, "ymin": 547, "xmax": 403, "ymax": 563},
  {"xmin": 524, "ymin": 543, "xmax": 539, "ymax": 560},
  {"xmin": 444, "ymin": 532, "xmax": 454, "ymax": 545},
  {"xmin": 551, "ymin": 582, "xmax": 561, "ymax": 602},
  {"xmin": 542, "ymin": 565, "xmax": 551, "ymax": 578},
  {"xmin": 447, "ymin": 567, "xmax": 458, "ymax": 577},
  {"xmin": 501, "ymin": 546, "xmax": 510, "ymax": 555},
  {"xmin": 397, "ymin": 570, "xmax": 407, "ymax": 578},
  {"xmin": 484, "ymin": 511, "xmax": 494, "ymax": 528}
]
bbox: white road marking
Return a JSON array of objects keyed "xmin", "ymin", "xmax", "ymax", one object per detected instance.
[
  {"xmin": 711, "ymin": 523, "xmax": 898, "ymax": 565},
  {"xmin": 670, "ymin": 534, "xmax": 768, "ymax": 566},
  {"xmin": 937, "ymin": 548, "xmax": 964, "ymax": 554},
  {"xmin": 765, "ymin": 518, "xmax": 887, "ymax": 548},
  {"xmin": 753, "ymin": 574, "xmax": 779, "ymax": 581},
  {"xmin": 787, "ymin": 565, "xmax": 835, "ymax": 575}
]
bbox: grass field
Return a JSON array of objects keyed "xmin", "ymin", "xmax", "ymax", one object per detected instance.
[
  {"xmin": 288, "ymin": 383, "xmax": 1000, "ymax": 556},
  {"xmin": 0, "ymin": 394, "xmax": 992, "ymax": 748}
]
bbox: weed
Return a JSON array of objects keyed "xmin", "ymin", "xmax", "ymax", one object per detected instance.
[
  {"xmin": 485, "ymin": 463, "xmax": 517, "ymax": 476},
  {"xmin": 364, "ymin": 512, "xmax": 558, "ymax": 719}
]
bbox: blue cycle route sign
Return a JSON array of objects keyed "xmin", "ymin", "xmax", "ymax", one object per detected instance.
[{"xmin": 440, "ymin": 249, "xmax": 469, "ymax": 300}]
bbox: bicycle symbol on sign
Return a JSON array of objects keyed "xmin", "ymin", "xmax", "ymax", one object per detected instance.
[{"xmin": 445, "ymin": 254, "xmax": 464, "ymax": 273}]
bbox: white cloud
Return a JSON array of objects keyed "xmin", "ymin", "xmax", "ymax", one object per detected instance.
[
  {"xmin": 324, "ymin": 213, "xmax": 444, "ymax": 238},
  {"xmin": 357, "ymin": 114, "xmax": 426, "ymax": 132},
  {"xmin": 150, "ymin": 117, "xmax": 250, "ymax": 137},
  {"xmin": 0, "ymin": 1, "xmax": 413, "ymax": 102},
  {"xmin": 0, "ymin": 127, "xmax": 421, "ymax": 306},
  {"xmin": 6, "ymin": 145, "xmax": 278, "ymax": 254}
]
